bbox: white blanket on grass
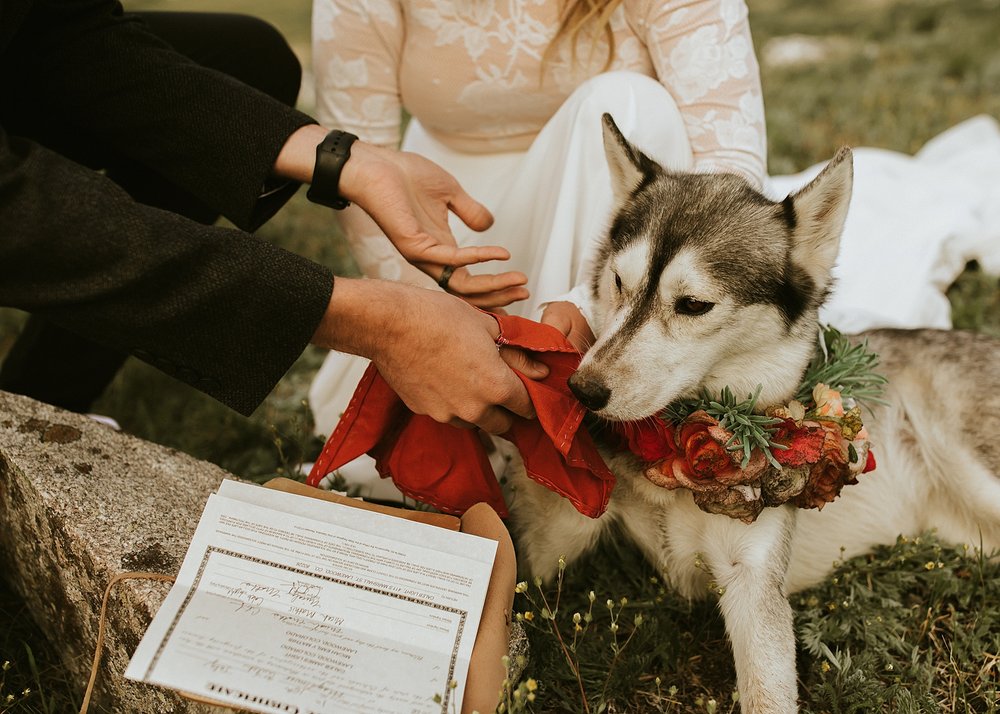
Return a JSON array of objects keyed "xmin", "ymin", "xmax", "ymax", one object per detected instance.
[{"xmin": 768, "ymin": 114, "xmax": 1000, "ymax": 333}]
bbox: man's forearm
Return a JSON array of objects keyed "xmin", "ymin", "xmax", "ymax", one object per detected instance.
[
  {"xmin": 0, "ymin": 131, "xmax": 332, "ymax": 416},
  {"xmin": 273, "ymin": 124, "xmax": 329, "ymax": 183},
  {"xmin": 310, "ymin": 277, "xmax": 397, "ymax": 357}
]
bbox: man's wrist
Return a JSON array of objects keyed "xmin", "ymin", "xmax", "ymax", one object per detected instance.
[
  {"xmin": 306, "ymin": 130, "xmax": 359, "ymax": 209},
  {"xmin": 312, "ymin": 278, "xmax": 400, "ymax": 358},
  {"xmin": 273, "ymin": 124, "xmax": 329, "ymax": 183}
]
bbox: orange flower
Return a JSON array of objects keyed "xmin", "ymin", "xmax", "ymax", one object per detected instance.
[
  {"xmin": 666, "ymin": 411, "xmax": 769, "ymax": 485},
  {"xmin": 644, "ymin": 411, "xmax": 769, "ymax": 522},
  {"xmin": 676, "ymin": 415, "xmax": 738, "ymax": 480},
  {"xmin": 812, "ymin": 383, "xmax": 845, "ymax": 417}
]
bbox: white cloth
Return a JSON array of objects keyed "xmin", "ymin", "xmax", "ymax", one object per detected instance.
[
  {"xmin": 310, "ymin": 109, "xmax": 1000, "ymax": 437},
  {"xmin": 768, "ymin": 114, "xmax": 1000, "ymax": 333}
]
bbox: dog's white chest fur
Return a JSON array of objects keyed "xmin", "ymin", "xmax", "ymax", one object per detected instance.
[{"xmin": 610, "ymin": 465, "xmax": 795, "ymax": 600}]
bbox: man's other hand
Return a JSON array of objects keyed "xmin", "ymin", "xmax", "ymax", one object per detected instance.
[{"xmin": 312, "ymin": 279, "xmax": 548, "ymax": 434}]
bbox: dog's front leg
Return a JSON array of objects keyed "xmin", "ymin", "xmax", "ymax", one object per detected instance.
[{"xmin": 704, "ymin": 506, "xmax": 798, "ymax": 714}]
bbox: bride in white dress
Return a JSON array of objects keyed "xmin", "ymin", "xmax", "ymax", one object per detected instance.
[
  {"xmin": 309, "ymin": 0, "xmax": 767, "ymax": 436},
  {"xmin": 309, "ymin": 0, "xmax": 1000, "ymax": 446}
]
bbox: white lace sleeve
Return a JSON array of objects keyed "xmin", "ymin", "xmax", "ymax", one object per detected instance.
[
  {"xmin": 313, "ymin": 0, "xmax": 431, "ymax": 285},
  {"xmin": 640, "ymin": 0, "xmax": 767, "ymax": 186},
  {"xmin": 312, "ymin": 0, "xmax": 405, "ymax": 148}
]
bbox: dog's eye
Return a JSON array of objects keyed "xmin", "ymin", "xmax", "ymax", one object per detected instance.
[
  {"xmin": 614, "ymin": 273, "xmax": 622, "ymax": 293},
  {"xmin": 676, "ymin": 297, "xmax": 714, "ymax": 316}
]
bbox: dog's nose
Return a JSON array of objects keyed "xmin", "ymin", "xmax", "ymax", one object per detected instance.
[{"xmin": 568, "ymin": 372, "xmax": 611, "ymax": 412}]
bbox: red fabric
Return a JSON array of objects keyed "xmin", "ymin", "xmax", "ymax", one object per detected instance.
[{"xmin": 307, "ymin": 314, "xmax": 615, "ymax": 518}]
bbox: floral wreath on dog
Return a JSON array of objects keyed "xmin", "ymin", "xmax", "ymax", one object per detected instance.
[{"xmin": 610, "ymin": 327, "xmax": 887, "ymax": 523}]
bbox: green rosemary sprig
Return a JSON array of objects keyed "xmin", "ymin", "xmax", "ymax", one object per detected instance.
[
  {"xmin": 706, "ymin": 386, "xmax": 785, "ymax": 468},
  {"xmin": 795, "ymin": 326, "xmax": 888, "ymax": 407},
  {"xmin": 662, "ymin": 396, "xmax": 705, "ymax": 424}
]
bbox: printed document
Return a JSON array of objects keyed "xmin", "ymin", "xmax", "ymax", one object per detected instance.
[{"xmin": 125, "ymin": 480, "xmax": 497, "ymax": 714}]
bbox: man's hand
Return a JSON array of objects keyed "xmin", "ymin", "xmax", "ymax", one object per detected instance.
[
  {"xmin": 312, "ymin": 278, "xmax": 548, "ymax": 434},
  {"xmin": 275, "ymin": 125, "xmax": 529, "ymax": 309},
  {"xmin": 540, "ymin": 301, "xmax": 596, "ymax": 354},
  {"xmin": 339, "ymin": 142, "xmax": 529, "ymax": 308},
  {"xmin": 431, "ymin": 264, "xmax": 531, "ymax": 309}
]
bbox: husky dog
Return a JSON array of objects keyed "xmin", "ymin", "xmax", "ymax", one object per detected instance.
[{"xmin": 508, "ymin": 114, "xmax": 1000, "ymax": 713}]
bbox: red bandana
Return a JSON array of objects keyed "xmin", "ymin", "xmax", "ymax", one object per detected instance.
[{"xmin": 306, "ymin": 314, "xmax": 615, "ymax": 519}]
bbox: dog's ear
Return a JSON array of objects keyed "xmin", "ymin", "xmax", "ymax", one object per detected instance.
[
  {"xmin": 602, "ymin": 113, "xmax": 659, "ymax": 204},
  {"xmin": 786, "ymin": 147, "xmax": 853, "ymax": 286}
]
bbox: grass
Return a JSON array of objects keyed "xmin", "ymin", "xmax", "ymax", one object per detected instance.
[
  {"xmin": 0, "ymin": 579, "xmax": 71, "ymax": 714},
  {"xmin": 507, "ymin": 534, "xmax": 1000, "ymax": 713},
  {"xmin": 1, "ymin": 0, "xmax": 999, "ymax": 711}
]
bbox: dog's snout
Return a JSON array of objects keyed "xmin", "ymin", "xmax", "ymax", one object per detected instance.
[{"xmin": 568, "ymin": 372, "xmax": 611, "ymax": 412}]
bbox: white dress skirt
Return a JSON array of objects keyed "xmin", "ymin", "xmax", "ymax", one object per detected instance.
[{"xmin": 310, "ymin": 70, "xmax": 1000, "ymax": 446}]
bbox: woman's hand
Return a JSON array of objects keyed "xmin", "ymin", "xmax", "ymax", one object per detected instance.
[
  {"xmin": 434, "ymin": 264, "xmax": 530, "ymax": 309},
  {"xmin": 540, "ymin": 301, "xmax": 595, "ymax": 354}
]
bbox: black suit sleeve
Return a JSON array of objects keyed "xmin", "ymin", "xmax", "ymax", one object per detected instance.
[
  {"xmin": 0, "ymin": 0, "xmax": 346, "ymax": 414},
  {"xmin": 0, "ymin": 130, "xmax": 334, "ymax": 415},
  {"xmin": 8, "ymin": 0, "xmax": 316, "ymax": 230}
]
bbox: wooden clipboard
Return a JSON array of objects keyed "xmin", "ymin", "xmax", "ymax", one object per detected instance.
[{"xmin": 179, "ymin": 477, "xmax": 516, "ymax": 714}]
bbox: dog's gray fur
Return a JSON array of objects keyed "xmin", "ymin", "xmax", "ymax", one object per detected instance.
[{"xmin": 507, "ymin": 115, "xmax": 1000, "ymax": 713}]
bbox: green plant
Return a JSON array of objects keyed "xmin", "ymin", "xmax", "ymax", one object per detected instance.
[
  {"xmin": 795, "ymin": 327, "xmax": 887, "ymax": 407},
  {"xmin": 510, "ymin": 555, "xmax": 650, "ymax": 714},
  {"xmin": 510, "ymin": 533, "xmax": 1000, "ymax": 713},
  {"xmin": 0, "ymin": 659, "xmax": 32, "ymax": 714}
]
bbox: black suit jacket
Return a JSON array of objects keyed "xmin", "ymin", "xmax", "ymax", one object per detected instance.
[{"xmin": 0, "ymin": 0, "xmax": 335, "ymax": 415}]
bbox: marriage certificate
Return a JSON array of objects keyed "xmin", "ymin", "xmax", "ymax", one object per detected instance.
[{"xmin": 125, "ymin": 480, "xmax": 497, "ymax": 714}]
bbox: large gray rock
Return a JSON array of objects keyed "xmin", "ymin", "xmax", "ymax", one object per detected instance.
[{"xmin": 0, "ymin": 391, "xmax": 234, "ymax": 712}]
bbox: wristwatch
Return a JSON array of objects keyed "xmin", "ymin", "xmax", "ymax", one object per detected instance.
[{"xmin": 306, "ymin": 129, "xmax": 359, "ymax": 210}]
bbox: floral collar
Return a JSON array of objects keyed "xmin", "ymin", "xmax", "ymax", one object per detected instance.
[{"xmin": 608, "ymin": 327, "xmax": 885, "ymax": 523}]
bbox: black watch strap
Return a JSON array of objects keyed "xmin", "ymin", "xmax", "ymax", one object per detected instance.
[{"xmin": 306, "ymin": 130, "xmax": 359, "ymax": 210}]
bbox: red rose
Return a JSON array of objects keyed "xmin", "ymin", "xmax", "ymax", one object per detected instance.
[
  {"xmin": 771, "ymin": 419, "xmax": 826, "ymax": 468},
  {"xmin": 647, "ymin": 411, "xmax": 768, "ymax": 491},
  {"xmin": 676, "ymin": 417, "xmax": 736, "ymax": 480},
  {"xmin": 618, "ymin": 417, "xmax": 677, "ymax": 463},
  {"xmin": 791, "ymin": 422, "xmax": 857, "ymax": 510}
]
